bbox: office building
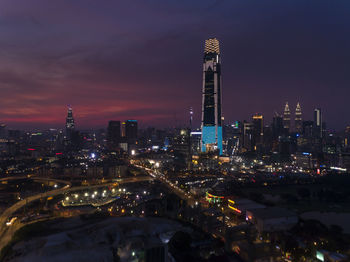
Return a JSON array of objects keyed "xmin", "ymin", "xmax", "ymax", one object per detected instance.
[
  {"xmin": 201, "ymin": 38, "xmax": 223, "ymax": 155},
  {"xmin": 0, "ymin": 123, "xmax": 6, "ymax": 139},
  {"xmin": 272, "ymin": 112, "xmax": 283, "ymax": 139},
  {"xmin": 107, "ymin": 121, "xmax": 121, "ymax": 150},
  {"xmin": 314, "ymin": 108, "xmax": 323, "ymax": 138},
  {"xmin": 243, "ymin": 122, "xmax": 253, "ymax": 152},
  {"xmin": 65, "ymin": 106, "xmax": 75, "ymax": 138},
  {"xmin": 252, "ymin": 113, "xmax": 264, "ymax": 146},
  {"xmin": 303, "ymin": 121, "xmax": 314, "ymax": 138},
  {"xmin": 123, "ymin": 120, "xmax": 138, "ymax": 144}
]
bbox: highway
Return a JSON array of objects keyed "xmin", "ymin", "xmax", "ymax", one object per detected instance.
[
  {"xmin": 0, "ymin": 175, "xmax": 72, "ymax": 187},
  {"xmin": 133, "ymin": 164, "xmax": 196, "ymax": 205},
  {"xmin": 0, "ymin": 175, "xmax": 152, "ymax": 251},
  {"xmin": 133, "ymin": 164, "xmax": 234, "ymax": 242}
]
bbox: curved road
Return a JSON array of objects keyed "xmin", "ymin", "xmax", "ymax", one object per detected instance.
[{"xmin": 0, "ymin": 175, "xmax": 152, "ymax": 251}]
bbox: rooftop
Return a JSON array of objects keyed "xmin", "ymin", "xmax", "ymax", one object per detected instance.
[{"xmin": 248, "ymin": 207, "xmax": 297, "ymax": 220}]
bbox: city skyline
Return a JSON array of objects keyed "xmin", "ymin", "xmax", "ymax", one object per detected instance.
[
  {"xmin": 0, "ymin": 1, "xmax": 350, "ymax": 130},
  {"xmin": 1, "ymin": 2, "xmax": 350, "ymax": 261}
]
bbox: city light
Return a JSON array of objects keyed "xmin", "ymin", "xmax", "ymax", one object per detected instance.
[{"xmin": 0, "ymin": 9, "xmax": 349, "ymax": 262}]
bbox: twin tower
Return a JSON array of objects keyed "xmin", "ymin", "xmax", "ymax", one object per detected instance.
[{"xmin": 283, "ymin": 102, "xmax": 303, "ymax": 133}]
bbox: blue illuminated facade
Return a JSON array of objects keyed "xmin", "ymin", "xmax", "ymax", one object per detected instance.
[
  {"xmin": 200, "ymin": 38, "xmax": 223, "ymax": 155},
  {"xmin": 201, "ymin": 126, "xmax": 223, "ymax": 155}
]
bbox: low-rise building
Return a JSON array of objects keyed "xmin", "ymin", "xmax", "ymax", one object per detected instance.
[
  {"xmin": 228, "ymin": 198, "xmax": 265, "ymax": 216},
  {"xmin": 316, "ymin": 250, "xmax": 348, "ymax": 262},
  {"xmin": 246, "ymin": 207, "xmax": 298, "ymax": 233}
]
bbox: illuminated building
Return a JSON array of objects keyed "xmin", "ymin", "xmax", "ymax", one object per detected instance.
[
  {"xmin": 243, "ymin": 122, "xmax": 253, "ymax": 152},
  {"xmin": 201, "ymin": 38, "xmax": 223, "ymax": 155},
  {"xmin": 295, "ymin": 152, "xmax": 312, "ymax": 169},
  {"xmin": 314, "ymin": 108, "xmax": 323, "ymax": 138},
  {"xmin": 283, "ymin": 102, "xmax": 290, "ymax": 132},
  {"xmin": 228, "ymin": 198, "xmax": 265, "ymax": 216},
  {"xmin": 223, "ymin": 121, "xmax": 241, "ymax": 155},
  {"xmin": 107, "ymin": 121, "xmax": 121, "ymax": 150},
  {"xmin": 252, "ymin": 113, "xmax": 263, "ymax": 147},
  {"xmin": 190, "ymin": 130, "xmax": 202, "ymax": 154},
  {"xmin": 65, "ymin": 106, "xmax": 75, "ymax": 138},
  {"xmin": 295, "ymin": 102, "xmax": 302, "ymax": 133},
  {"xmin": 189, "ymin": 107, "xmax": 193, "ymax": 131},
  {"xmin": 228, "ymin": 199, "xmax": 242, "ymax": 214},
  {"xmin": 205, "ymin": 192, "xmax": 224, "ymax": 204},
  {"xmin": 173, "ymin": 128, "xmax": 191, "ymax": 162}
]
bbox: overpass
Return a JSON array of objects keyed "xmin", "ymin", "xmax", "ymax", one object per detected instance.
[
  {"xmin": 0, "ymin": 176, "xmax": 72, "ymax": 187},
  {"xmin": 0, "ymin": 175, "xmax": 152, "ymax": 251}
]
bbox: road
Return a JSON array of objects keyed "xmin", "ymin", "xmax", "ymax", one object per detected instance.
[
  {"xmin": 0, "ymin": 175, "xmax": 152, "ymax": 251},
  {"xmin": 133, "ymin": 164, "xmax": 196, "ymax": 205},
  {"xmin": 133, "ymin": 164, "xmax": 239, "ymax": 239},
  {"xmin": 0, "ymin": 175, "xmax": 72, "ymax": 187}
]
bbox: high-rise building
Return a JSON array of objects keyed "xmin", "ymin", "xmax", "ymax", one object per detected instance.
[
  {"xmin": 201, "ymin": 38, "xmax": 223, "ymax": 155},
  {"xmin": 314, "ymin": 108, "xmax": 323, "ymax": 138},
  {"xmin": 303, "ymin": 120, "xmax": 314, "ymax": 138},
  {"xmin": 252, "ymin": 113, "xmax": 264, "ymax": 146},
  {"xmin": 0, "ymin": 123, "xmax": 6, "ymax": 139},
  {"xmin": 283, "ymin": 102, "xmax": 291, "ymax": 133},
  {"xmin": 295, "ymin": 102, "xmax": 302, "ymax": 133},
  {"xmin": 272, "ymin": 112, "xmax": 284, "ymax": 139},
  {"xmin": 243, "ymin": 122, "xmax": 254, "ymax": 152},
  {"xmin": 107, "ymin": 121, "xmax": 121, "ymax": 150},
  {"xmin": 65, "ymin": 106, "xmax": 75, "ymax": 138},
  {"xmin": 124, "ymin": 120, "xmax": 138, "ymax": 145},
  {"xmin": 189, "ymin": 107, "xmax": 193, "ymax": 131},
  {"xmin": 223, "ymin": 121, "xmax": 241, "ymax": 155}
]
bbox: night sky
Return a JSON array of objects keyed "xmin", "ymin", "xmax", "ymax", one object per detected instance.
[{"xmin": 0, "ymin": 0, "xmax": 350, "ymax": 130}]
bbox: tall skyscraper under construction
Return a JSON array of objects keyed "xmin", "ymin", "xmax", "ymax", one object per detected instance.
[{"xmin": 201, "ymin": 38, "xmax": 223, "ymax": 155}]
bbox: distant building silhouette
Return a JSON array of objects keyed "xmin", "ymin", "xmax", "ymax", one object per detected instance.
[
  {"xmin": 124, "ymin": 120, "xmax": 138, "ymax": 145},
  {"xmin": 107, "ymin": 120, "xmax": 121, "ymax": 150},
  {"xmin": 65, "ymin": 106, "xmax": 75, "ymax": 138},
  {"xmin": 272, "ymin": 112, "xmax": 284, "ymax": 139}
]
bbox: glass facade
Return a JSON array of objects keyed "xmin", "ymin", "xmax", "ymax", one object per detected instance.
[{"xmin": 201, "ymin": 38, "xmax": 223, "ymax": 155}]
